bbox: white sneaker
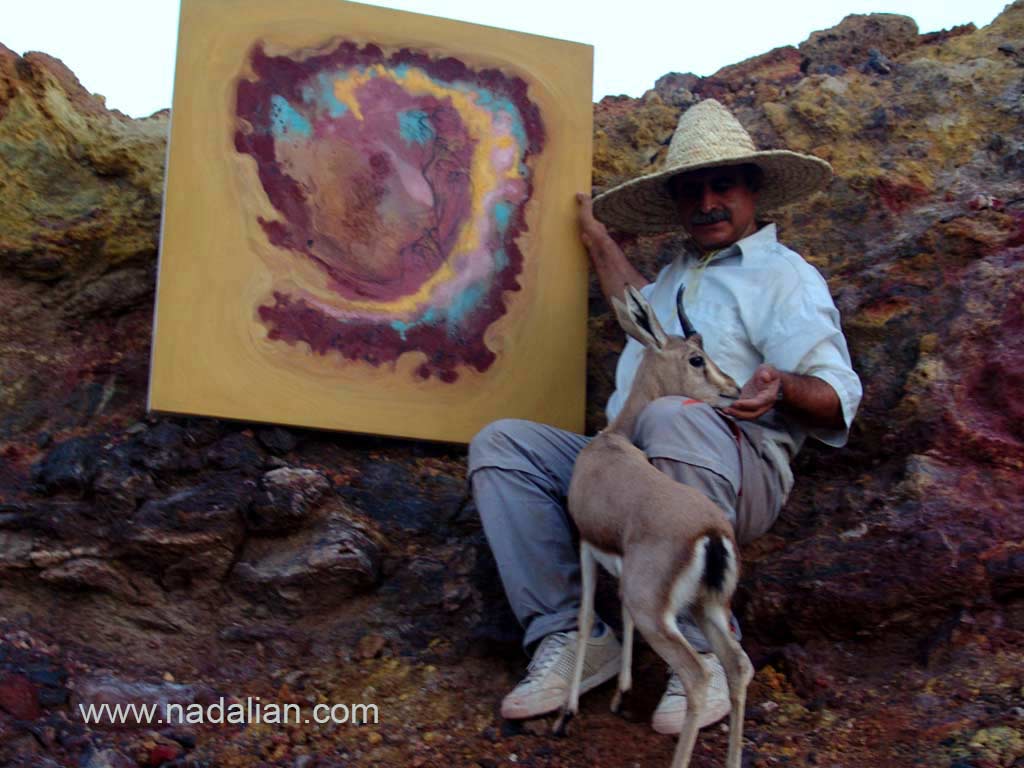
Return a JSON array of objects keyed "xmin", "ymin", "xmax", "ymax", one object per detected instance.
[
  {"xmin": 651, "ymin": 653, "xmax": 731, "ymax": 734},
  {"xmin": 501, "ymin": 629, "xmax": 622, "ymax": 719}
]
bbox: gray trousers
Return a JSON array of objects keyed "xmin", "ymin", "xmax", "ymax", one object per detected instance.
[{"xmin": 468, "ymin": 398, "xmax": 787, "ymax": 653}]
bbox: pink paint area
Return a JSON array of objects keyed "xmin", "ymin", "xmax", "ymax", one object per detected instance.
[{"xmin": 235, "ymin": 41, "xmax": 545, "ymax": 381}]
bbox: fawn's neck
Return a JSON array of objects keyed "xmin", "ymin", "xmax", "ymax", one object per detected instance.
[{"xmin": 605, "ymin": 369, "xmax": 661, "ymax": 439}]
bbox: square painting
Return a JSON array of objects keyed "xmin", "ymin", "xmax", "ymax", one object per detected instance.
[{"xmin": 149, "ymin": 0, "xmax": 593, "ymax": 443}]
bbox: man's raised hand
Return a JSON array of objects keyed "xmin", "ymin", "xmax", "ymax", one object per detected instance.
[{"xmin": 576, "ymin": 192, "xmax": 609, "ymax": 250}]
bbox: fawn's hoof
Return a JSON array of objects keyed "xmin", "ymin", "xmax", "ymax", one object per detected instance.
[
  {"xmin": 551, "ymin": 708, "xmax": 574, "ymax": 736},
  {"xmin": 610, "ymin": 688, "xmax": 627, "ymax": 714}
]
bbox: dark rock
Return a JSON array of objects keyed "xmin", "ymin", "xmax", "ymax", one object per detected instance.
[
  {"xmin": 126, "ymin": 476, "xmax": 253, "ymax": 584},
  {"xmin": 232, "ymin": 507, "xmax": 381, "ymax": 608},
  {"xmin": 30, "ymin": 436, "xmax": 104, "ymax": 494},
  {"xmin": 217, "ymin": 624, "xmax": 281, "ymax": 643},
  {"xmin": 78, "ymin": 745, "xmax": 136, "ymax": 766},
  {"xmin": 0, "ymin": 671, "xmax": 41, "ymax": 719},
  {"xmin": 23, "ymin": 663, "xmax": 68, "ymax": 708},
  {"xmin": 340, "ymin": 460, "xmax": 465, "ymax": 533},
  {"xmin": 141, "ymin": 422, "xmax": 185, "ymax": 452},
  {"xmin": 499, "ymin": 719, "xmax": 524, "ymax": 737},
  {"xmin": 987, "ymin": 550, "xmax": 1024, "ymax": 601},
  {"xmin": 246, "ymin": 468, "xmax": 330, "ymax": 534},
  {"xmin": 0, "ymin": 500, "xmax": 107, "ymax": 550},
  {"xmin": 205, "ymin": 432, "xmax": 264, "ymax": 474},
  {"xmin": 135, "ymin": 423, "xmax": 193, "ymax": 474},
  {"xmin": 699, "ymin": 46, "xmax": 804, "ymax": 101},
  {"xmin": 180, "ymin": 418, "xmax": 228, "ymax": 449},
  {"xmin": 779, "ymin": 643, "xmax": 837, "ymax": 699},
  {"xmin": 62, "ymin": 266, "xmax": 154, "ymax": 319},
  {"xmin": 861, "ymin": 48, "xmax": 894, "ymax": 75},
  {"xmin": 380, "ymin": 557, "xmax": 446, "ymax": 615},
  {"xmin": 92, "ymin": 460, "xmax": 156, "ymax": 514},
  {"xmin": 257, "ymin": 426, "xmax": 298, "ymax": 455},
  {"xmin": 799, "ymin": 13, "xmax": 918, "ymax": 72},
  {"xmin": 39, "ymin": 558, "xmax": 161, "ymax": 605},
  {"xmin": 808, "ymin": 63, "xmax": 846, "ymax": 76},
  {"xmin": 0, "ymin": 529, "xmax": 33, "ymax": 569},
  {"xmin": 653, "ymin": 72, "xmax": 700, "ymax": 107},
  {"xmin": 161, "ymin": 728, "xmax": 196, "ymax": 749},
  {"xmin": 353, "ymin": 633, "xmax": 386, "ymax": 661}
]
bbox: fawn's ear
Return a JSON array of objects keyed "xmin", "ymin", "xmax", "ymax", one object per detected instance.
[{"xmin": 611, "ymin": 284, "xmax": 668, "ymax": 350}]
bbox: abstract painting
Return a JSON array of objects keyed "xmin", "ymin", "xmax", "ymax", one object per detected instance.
[{"xmin": 149, "ymin": 0, "xmax": 593, "ymax": 442}]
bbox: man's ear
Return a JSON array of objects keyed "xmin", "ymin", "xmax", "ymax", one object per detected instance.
[{"xmin": 611, "ymin": 285, "xmax": 668, "ymax": 350}]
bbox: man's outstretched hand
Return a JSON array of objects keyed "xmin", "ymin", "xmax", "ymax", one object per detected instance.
[{"xmin": 724, "ymin": 364, "xmax": 781, "ymax": 421}]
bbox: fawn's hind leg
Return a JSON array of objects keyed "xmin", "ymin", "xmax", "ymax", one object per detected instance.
[
  {"xmin": 622, "ymin": 556, "xmax": 709, "ymax": 768},
  {"xmin": 696, "ymin": 602, "xmax": 753, "ymax": 768}
]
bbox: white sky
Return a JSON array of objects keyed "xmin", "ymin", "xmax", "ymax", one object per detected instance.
[{"xmin": 3, "ymin": 0, "xmax": 1011, "ymax": 117}]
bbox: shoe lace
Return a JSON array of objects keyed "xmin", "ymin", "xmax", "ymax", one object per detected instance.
[{"xmin": 523, "ymin": 632, "xmax": 572, "ymax": 682}]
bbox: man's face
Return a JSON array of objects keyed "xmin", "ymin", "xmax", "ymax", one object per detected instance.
[{"xmin": 671, "ymin": 166, "xmax": 759, "ymax": 251}]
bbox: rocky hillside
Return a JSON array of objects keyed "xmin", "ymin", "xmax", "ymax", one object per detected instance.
[{"xmin": 1, "ymin": 5, "xmax": 1023, "ymax": 767}]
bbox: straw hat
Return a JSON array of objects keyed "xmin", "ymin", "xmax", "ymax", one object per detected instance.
[{"xmin": 592, "ymin": 99, "xmax": 833, "ymax": 235}]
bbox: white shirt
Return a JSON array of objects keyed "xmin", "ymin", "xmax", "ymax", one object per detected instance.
[{"xmin": 606, "ymin": 223, "xmax": 863, "ymax": 495}]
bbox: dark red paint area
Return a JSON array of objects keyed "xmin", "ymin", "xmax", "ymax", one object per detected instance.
[{"xmin": 234, "ymin": 40, "xmax": 546, "ymax": 382}]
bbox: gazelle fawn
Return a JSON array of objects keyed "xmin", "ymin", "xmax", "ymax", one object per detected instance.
[{"xmin": 553, "ymin": 284, "xmax": 754, "ymax": 768}]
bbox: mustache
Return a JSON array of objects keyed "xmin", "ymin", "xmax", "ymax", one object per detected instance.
[{"xmin": 690, "ymin": 209, "xmax": 731, "ymax": 225}]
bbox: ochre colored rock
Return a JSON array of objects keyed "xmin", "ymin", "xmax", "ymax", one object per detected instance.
[{"xmin": 0, "ymin": 45, "xmax": 166, "ymax": 282}]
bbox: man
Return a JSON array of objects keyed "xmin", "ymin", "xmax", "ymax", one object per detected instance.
[{"xmin": 468, "ymin": 99, "xmax": 862, "ymax": 734}]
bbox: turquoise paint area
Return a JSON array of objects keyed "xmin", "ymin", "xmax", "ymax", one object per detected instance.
[
  {"xmin": 446, "ymin": 283, "xmax": 487, "ymax": 333},
  {"xmin": 299, "ymin": 73, "xmax": 350, "ymax": 119},
  {"xmin": 494, "ymin": 202, "xmax": 513, "ymax": 234},
  {"xmin": 270, "ymin": 95, "xmax": 312, "ymax": 139},
  {"xmin": 386, "ymin": 283, "xmax": 489, "ymax": 340},
  {"xmin": 493, "ymin": 249, "xmax": 509, "ymax": 270},
  {"xmin": 398, "ymin": 110, "xmax": 435, "ymax": 145},
  {"xmin": 390, "ymin": 308, "xmax": 440, "ymax": 340},
  {"xmin": 316, "ymin": 73, "xmax": 349, "ymax": 118}
]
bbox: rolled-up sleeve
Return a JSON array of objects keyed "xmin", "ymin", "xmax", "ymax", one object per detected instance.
[{"xmin": 758, "ymin": 285, "xmax": 863, "ymax": 448}]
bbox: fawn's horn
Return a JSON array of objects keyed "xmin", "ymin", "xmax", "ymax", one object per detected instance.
[{"xmin": 675, "ymin": 284, "xmax": 698, "ymax": 338}]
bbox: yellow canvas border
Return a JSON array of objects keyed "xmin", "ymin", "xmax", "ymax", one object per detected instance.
[{"xmin": 149, "ymin": 0, "xmax": 593, "ymax": 443}]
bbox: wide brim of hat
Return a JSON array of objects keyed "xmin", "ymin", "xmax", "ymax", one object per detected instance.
[{"xmin": 592, "ymin": 150, "xmax": 833, "ymax": 236}]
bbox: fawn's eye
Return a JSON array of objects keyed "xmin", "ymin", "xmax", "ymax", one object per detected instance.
[{"xmin": 689, "ymin": 356, "xmax": 705, "ymax": 368}]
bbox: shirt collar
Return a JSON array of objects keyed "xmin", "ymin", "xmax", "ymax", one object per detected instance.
[{"xmin": 685, "ymin": 222, "xmax": 778, "ymax": 265}]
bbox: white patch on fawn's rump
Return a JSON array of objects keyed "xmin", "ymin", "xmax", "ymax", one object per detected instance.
[
  {"xmin": 662, "ymin": 535, "xmax": 709, "ymax": 629},
  {"xmin": 719, "ymin": 537, "xmax": 739, "ymax": 596}
]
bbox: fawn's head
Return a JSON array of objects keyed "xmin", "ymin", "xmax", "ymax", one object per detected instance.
[{"xmin": 612, "ymin": 285, "xmax": 740, "ymax": 408}]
